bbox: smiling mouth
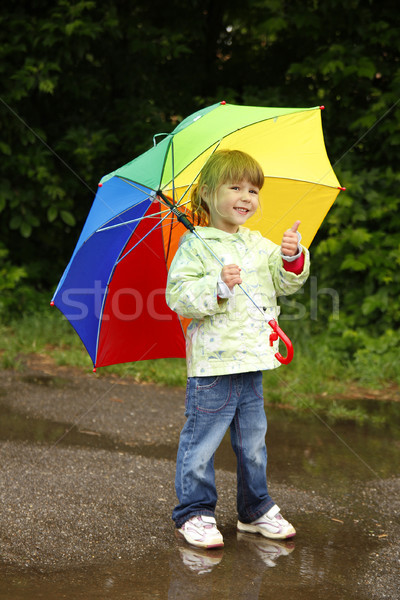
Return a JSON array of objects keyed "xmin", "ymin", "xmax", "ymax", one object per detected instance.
[{"xmin": 234, "ymin": 207, "xmax": 249, "ymax": 214}]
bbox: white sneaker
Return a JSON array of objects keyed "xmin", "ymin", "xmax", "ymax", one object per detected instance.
[
  {"xmin": 178, "ymin": 515, "xmax": 224, "ymax": 549},
  {"xmin": 237, "ymin": 505, "xmax": 296, "ymax": 539}
]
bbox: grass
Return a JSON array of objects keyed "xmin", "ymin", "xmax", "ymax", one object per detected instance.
[
  {"xmin": 0, "ymin": 308, "xmax": 188, "ymax": 385},
  {"xmin": 1, "ymin": 307, "xmax": 399, "ymax": 428}
]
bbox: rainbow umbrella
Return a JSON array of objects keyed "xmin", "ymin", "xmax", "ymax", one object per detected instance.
[{"xmin": 51, "ymin": 101, "xmax": 343, "ymax": 370}]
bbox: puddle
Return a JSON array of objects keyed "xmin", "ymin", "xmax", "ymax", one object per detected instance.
[
  {"xmin": 248, "ymin": 410, "xmax": 400, "ymax": 493},
  {"xmin": 0, "ymin": 402, "xmax": 399, "ymax": 495},
  {"xmin": 0, "ymin": 402, "xmax": 398, "ymax": 599},
  {"xmin": 0, "ymin": 521, "xmax": 375, "ymax": 600},
  {"xmin": 19, "ymin": 374, "xmax": 71, "ymax": 388},
  {"xmin": 0, "ymin": 403, "xmax": 125, "ymax": 452}
]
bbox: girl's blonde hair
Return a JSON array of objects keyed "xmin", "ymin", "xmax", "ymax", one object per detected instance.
[{"xmin": 191, "ymin": 149, "xmax": 264, "ymax": 226}]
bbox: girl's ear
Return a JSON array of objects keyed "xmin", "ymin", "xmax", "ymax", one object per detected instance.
[{"xmin": 200, "ymin": 184, "xmax": 208, "ymax": 200}]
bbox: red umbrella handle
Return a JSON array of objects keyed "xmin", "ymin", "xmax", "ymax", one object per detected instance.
[{"xmin": 268, "ymin": 319, "xmax": 294, "ymax": 365}]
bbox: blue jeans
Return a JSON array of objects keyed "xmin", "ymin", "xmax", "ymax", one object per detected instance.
[{"xmin": 172, "ymin": 371, "xmax": 275, "ymax": 528}]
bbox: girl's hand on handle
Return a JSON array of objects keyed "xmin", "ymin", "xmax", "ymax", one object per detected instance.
[
  {"xmin": 221, "ymin": 264, "xmax": 242, "ymax": 291},
  {"xmin": 281, "ymin": 220, "xmax": 301, "ymax": 257}
]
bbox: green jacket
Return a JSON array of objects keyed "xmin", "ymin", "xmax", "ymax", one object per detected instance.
[{"xmin": 166, "ymin": 226, "xmax": 310, "ymax": 377}]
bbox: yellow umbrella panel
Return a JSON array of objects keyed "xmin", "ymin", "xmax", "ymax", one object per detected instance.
[{"xmin": 162, "ymin": 106, "xmax": 342, "ymax": 248}]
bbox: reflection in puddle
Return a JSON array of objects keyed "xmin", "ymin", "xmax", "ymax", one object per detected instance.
[
  {"xmin": 234, "ymin": 533, "xmax": 295, "ymax": 568},
  {"xmin": 1, "ymin": 520, "xmax": 373, "ymax": 600},
  {"xmin": 175, "ymin": 541, "xmax": 225, "ymax": 575}
]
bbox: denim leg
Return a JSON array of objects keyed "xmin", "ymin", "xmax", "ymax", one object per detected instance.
[
  {"xmin": 172, "ymin": 375, "xmax": 236, "ymax": 528},
  {"xmin": 230, "ymin": 372, "xmax": 275, "ymax": 522}
]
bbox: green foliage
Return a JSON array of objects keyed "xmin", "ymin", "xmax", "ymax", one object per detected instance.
[
  {"xmin": 0, "ymin": 245, "xmax": 27, "ymax": 317},
  {"xmin": 312, "ymin": 166, "xmax": 400, "ymax": 332}
]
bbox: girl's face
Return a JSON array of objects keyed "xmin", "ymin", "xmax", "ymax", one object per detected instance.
[{"xmin": 204, "ymin": 179, "xmax": 260, "ymax": 233}]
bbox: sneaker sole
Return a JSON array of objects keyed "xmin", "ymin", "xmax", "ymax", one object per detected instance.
[
  {"xmin": 237, "ymin": 520, "xmax": 296, "ymax": 540},
  {"xmin": 177, "ymin": 528, "xmax": 224, "ymax": 549}
]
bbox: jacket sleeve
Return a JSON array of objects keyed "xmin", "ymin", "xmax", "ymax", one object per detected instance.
[
  {"xmin": 165, "ymin": 238, "xmax": 229, "ymax": 319},
  {"xmin": 268, "ymin": 243, "xmax": 310, "ymax": 296}
]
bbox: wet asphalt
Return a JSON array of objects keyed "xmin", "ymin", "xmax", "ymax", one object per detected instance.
[{"xmin": 0, "ymin": 360, "xmax": 399, "ymax": 599}]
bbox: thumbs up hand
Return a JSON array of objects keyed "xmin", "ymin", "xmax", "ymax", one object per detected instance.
[{"xmin": 281, "ymin": 221, "xmax": 301, "ymax": 257}]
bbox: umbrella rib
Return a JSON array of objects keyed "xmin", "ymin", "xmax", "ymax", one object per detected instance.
[
  {"xmin": 260, "ymin": 176, "xmax": 340, "ymax": 241},
  {"xmin": 112, "ymin": 173, "xmax": 193, "ymax": 220},
  {"xmin": 92, "ymin": 185, "xmax": 156, "ymax": 235},
  {"xmin": 115, "ymin": 176, "xmax": 158, "ymax": 196},
  {"xmin": 82, "ymin": 179, "xmax": 156, "ymax": 245},
  {"xmin": 171, "ymin": 137, "xmax": 176, "ymax": 203},
  {"xmin": 114, "ymin": 208, "xmax": 173, "ymax": 266},
  {"xmin": 164, "ymin": 137, "xmax": 176, "ymax": 260},
  {"xmin": 96, "ymin": 210, "xmax": 171, "ymax": 233},
  {"xmin": 165, "ymin": 211, "xmax": 175, "ymax": 263},
  {"xmin": 265, "ymin": 175, "xmax": 339, "ymax": 188},
  {"xmin": 160, "ymin": 141, "xmax": 222, "ymax": 208},
  {"xmin": 95, "ymin": 176, "xmax": 175, "ymax": 233}
]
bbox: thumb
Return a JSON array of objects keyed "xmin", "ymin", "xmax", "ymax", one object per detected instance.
[{"xmin": 290, "ymin": 220, "xmax": 301, "ymax": 233}]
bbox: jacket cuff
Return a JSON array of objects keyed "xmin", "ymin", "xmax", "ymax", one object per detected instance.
[
  {"xmin": 283, "ymin": 252, "xmax": 305, "ymax": 274},
  {"xmin": 217, "ymin": 273, "xmax": 235, "ymax": 299}
]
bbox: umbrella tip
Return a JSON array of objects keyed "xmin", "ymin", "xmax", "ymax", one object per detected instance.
[
  {"xmin": 319, "ymin": 105, "xmax": 325, "ymax": 110},
  {"xmin": 338, "ymin": 186, "xmax": 346, "ymax": 191},
  {"xmin": 93, "ymin": 366, "xmax": 97, "ymax": 373},
  {"xmin": 50, "ymin": 301, "xmax": 55, "ymax": 307},
  {"xmin": 98, "ymin": 182, "xmax": 103, "ymax": 187},
  {"xmin": 220, "ymin": 100, "xmax": 226, "ymax": 105}
]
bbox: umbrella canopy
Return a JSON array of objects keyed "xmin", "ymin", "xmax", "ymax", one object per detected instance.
[{"xmin": 51, "ymin": 102, "xmax": 342, "ymax": 369}]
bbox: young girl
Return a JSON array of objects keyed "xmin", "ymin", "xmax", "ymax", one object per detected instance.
[{"xmin": 166, "ymin": 149, "xmax": 310, "ymax": 549}]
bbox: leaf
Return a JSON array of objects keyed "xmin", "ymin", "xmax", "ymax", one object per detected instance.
[
  {"xmin": 349, "ymin": 228, "xmax": 372, "ymax": 247},
  {"xmin": 0, "ymin": 142, "xmax": 11, "ymax": 155},
  {"xmin": 356, "ymin": 58, "xmax": 377, "ymax": 79},
  {"xmin": 38, "ymin": 79, "xmax": 56, "ymax": 94},
  {"xmin": 9, "ymin": 216, "xmax": 22, "ymax": 230},
  {"xmin": 60, "ymin": 210, "xmax": 76, "ymax": 226},
  {"xmin": 47, "ymin": 206, "xmax": 58, "ymax": 222},
  {"xmin": 340, "ymin": 256, "xmax": 368, "ymax": 272},
  {"xmin": 20, "ymin": 222, "xmax": 32, "ymax": 238},
  {"xmin": 362, "ymin": 290, "xmax": 389, "ymax": 316}
]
